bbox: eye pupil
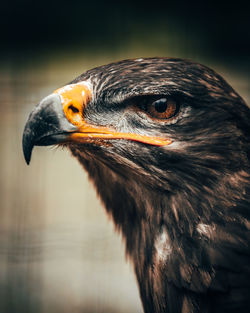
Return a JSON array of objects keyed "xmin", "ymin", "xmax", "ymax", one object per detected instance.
[
  {"xmin": 146, "ymin": 97, "xmax": 178, "ymax": 119},
  {"xmin": 154, "ymin": 98, "xmax": 167, "ymax": 113}
]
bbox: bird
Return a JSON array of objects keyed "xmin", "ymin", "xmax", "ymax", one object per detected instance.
[{"xmin": 22, "ymin": 57, "xmax": 250, "ymax": 313}]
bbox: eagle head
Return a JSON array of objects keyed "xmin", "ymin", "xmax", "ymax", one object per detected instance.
[{"xmin": 22, "ymin": 58, "xmax": 250, "ymax": 313}]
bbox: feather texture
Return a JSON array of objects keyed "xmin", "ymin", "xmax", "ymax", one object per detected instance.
[
  {"xmin": 69, "ymin": 58, "xmax": 250, "ymax": 312},
  {"xmin": 23, "ymin": 58, "xmax": 250, "ymax": 313}
]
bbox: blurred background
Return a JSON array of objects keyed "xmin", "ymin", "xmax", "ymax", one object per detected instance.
[{"xmin": 0, "ymin": 1, "xmax": 249, "ymax": 312}]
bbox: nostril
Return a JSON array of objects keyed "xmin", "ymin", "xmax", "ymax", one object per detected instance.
[{"xmin": 68, "ymin": 104, "xmax": 79, "ymax": 113}]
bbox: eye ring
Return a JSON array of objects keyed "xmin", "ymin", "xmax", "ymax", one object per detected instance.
[{"xmin": 147, "ymin": 98, "xmax": 178, "ymax": 119}]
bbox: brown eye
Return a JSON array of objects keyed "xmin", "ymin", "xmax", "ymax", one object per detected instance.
[{"xmin": 148, "ymin": 98, "xmax": 178, "ymax": 119}]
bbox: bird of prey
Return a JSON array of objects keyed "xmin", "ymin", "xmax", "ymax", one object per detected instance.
[{"xmin": 22, "ymin": 58, "xmax": 250, "ymax": 313}]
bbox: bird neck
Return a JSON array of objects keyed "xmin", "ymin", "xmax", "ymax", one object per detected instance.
[
  {"xmin": 90, "ymin": 164, "xmax": 250, "ymax": 313},
  {"xmin": 72, "ymin": 146, "xmax": 250, "ymax": 255},
  {"xmin": 71, "ymin": 146, "xmax": 250, "ymax": 313}
]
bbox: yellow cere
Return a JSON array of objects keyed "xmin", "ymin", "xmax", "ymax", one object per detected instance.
[{"xmin": 54, "ymin": 82, "xmax": 92, "ymax": 127}]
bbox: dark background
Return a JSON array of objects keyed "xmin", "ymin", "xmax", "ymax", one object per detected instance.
[
  {"xmin": 1, "ymin": 0, "xmax": 250, "ymax": 64},
  {"xmin": 0, "ymin": 1, "xmax": 249, "ymax": 313}
]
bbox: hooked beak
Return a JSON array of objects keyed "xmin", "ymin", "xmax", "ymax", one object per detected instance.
[
  {"xmin": 22, "ymin": 82, "xmax": 172, "ymax": 165},
  {"xmin": 22, "ymin": 93, "xmax": 77, "ymax": 164}
]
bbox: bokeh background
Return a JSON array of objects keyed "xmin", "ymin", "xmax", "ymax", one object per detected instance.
[{"xmin": 0, "ymin": 1, "xmax": 249, "ymax": 312}]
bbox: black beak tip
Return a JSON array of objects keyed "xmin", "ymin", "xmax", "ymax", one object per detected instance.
[
  {"xmin": 22, "ymin": 129, "xmax": 33, "ymax": 165},
  {"xmin": 22, "ymin": 93, "xmax": 77, "ymax": 165}
]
